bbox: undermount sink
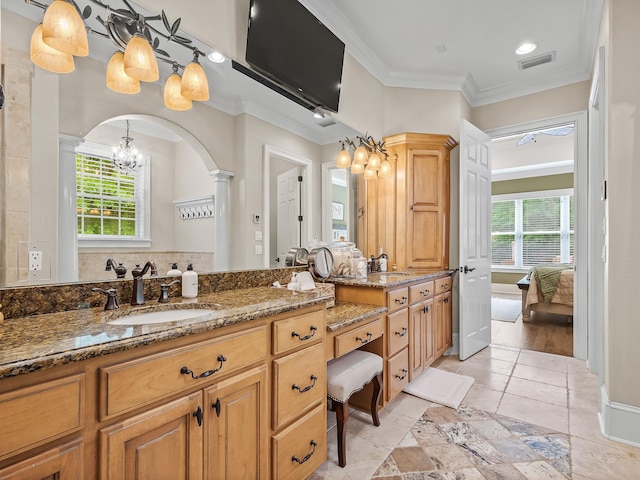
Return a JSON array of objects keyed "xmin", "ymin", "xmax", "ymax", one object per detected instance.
[{"xmin": 108, "ymin": 308, "xmax": 216, "ymax": 325}]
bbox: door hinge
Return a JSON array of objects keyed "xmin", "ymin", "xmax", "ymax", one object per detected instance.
[
  {"xmin": 298, "ymin": 175, "xmax": 303, "ymax": 182},
  {"xmin": 298, "ymin": 215, "xmax": 303, "ymax": 222}
]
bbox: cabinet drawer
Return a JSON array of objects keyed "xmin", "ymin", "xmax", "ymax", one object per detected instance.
[
  {"xmin": 387, "ymin": 348, "xmax": 410, "ymax": 400},
  {"xmin": 409, "ymin": 280, "xmax": 434, "ymax": 304},
  {"xmin": 387, "ymin": 288, "xmax": 409, "ymax": 313},
  {"xmin": 334, "ymin": 318, "xmax": 383, "ymax": 358},
  {"xmin": 272, "ymin": 403, "xmax": 326, "ymax": 480},
  {"xmin": 272, "ymin": 343, "xmax": 325, "ymax": 430},
  {"xmin": 100, "ymin": 326, "xmax": 267, "ymax": 419},
  {"xmin": 387, "ymin": 308, "xmax": 409, "ymax": 356},
  {"xmin": 435, "ymin": 276, "xmax": 452, "ymax": 295},
  {"xmin": 0, "ymin": 374, "xmax": 84, "ymax": 461},
  {"xmin": 272, "ymin": 309, "xmax": 325, "ymax": 356}
]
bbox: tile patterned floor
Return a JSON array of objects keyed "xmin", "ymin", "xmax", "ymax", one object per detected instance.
[{"xmin": 311, "ymin": 345, "xmax": 640, "ymax": 479}]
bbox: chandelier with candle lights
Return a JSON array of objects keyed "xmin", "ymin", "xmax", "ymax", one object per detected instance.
[{"xmin": 25, "ymin": 0, "xmax": 211, "ymax": 111}]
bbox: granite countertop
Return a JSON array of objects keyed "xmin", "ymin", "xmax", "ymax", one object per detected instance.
[
  {"xmin": 329, "ymin": 269, "xmax": 454, "ymax": 288},
  {"xmin": 326, "ymin": 302, "xmax": 387, "ymax": 332},
  {"xmin": 0, "ymin": 286, "xmax": 332, "ymax": 380}
]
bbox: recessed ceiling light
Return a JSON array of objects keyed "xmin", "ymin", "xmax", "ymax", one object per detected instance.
[
  {"xmin": 207, "ymin": 51, "xmax": 225, "ymax": 63},
  {"xmin": 516, "ymin": 42, "xmax": 537, "ymax": 55}
]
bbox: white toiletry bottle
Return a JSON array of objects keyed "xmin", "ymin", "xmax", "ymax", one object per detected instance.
[
  {"xmin": 167, "ymin": 263, "xmax": 182, "ymax": 277},
  {"xmin": 181, "ymin": 264, "xmax": 198, "ymax": 298}
]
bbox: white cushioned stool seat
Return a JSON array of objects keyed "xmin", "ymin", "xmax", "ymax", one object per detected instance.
[
  {"xmin": 326, "ymin": 349, "xmax": 384, "ymax": 467},
  {"xmin": 327, "ymin": 350, "xmax": 383, "ymax": 402}
]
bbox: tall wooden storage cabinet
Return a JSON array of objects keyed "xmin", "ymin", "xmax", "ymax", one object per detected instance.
[{"xmin": 358, "ymin": 133, "xmax": 458, "ymax": 270}]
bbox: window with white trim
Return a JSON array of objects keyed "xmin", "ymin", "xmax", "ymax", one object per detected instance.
[
  {"xmin": 491, "ymin": 189, "xmax": 574, "ymax": 268},
  {"xmin": 76, "ymin": 144, "xmax": 150, "ymax": 246}
]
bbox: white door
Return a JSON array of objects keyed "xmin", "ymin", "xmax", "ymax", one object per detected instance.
[
  {"xmin": 459, "ymin": 120, "xmax": 492, "ymax": 360},
  {"xmin": 276, "ymin": 167, "xmax": 301, "ymax": 267}
]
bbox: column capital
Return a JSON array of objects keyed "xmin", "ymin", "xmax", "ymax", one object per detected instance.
[{"xmin": 209, "ymin": 169, "xmax": 235, "ymax": 182}]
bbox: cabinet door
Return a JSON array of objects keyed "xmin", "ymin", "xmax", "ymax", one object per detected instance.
[
  {"xmin": 423, "ymin": 301, "xmax": 435, "ymax": 368},
  {"xmin": 409, "ymin": 305, "xmax": 424, "ymax": 380},
  {"xmin": 443, "ymin": 291, "xmax": 452, "ymax": 351},
  {"xmin": 0, "ymin": 438, "xmax": 82, "ymax": 480},
  {"xmin": 434, "ymin": 294, "xmax": 445, "ymax": 357},
  {"xmin": 205, "ymin": 366, "xmax": 267, "ymax": 480},
  {"xmin": 100, "ymin": 392, "xmax": 203, "ymax": 480},
  {"xmin": 406, "ymin": 149, "xmax": 448, "ymax": 269}
]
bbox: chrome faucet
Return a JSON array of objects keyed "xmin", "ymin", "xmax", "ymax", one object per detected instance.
[
  {"xmin": 130, "ymin": 261, "xmax": 158, "ymax": 305},
  {"xmin": 105, "ymin": 258, "xmax": 127, "ymax": 278}
]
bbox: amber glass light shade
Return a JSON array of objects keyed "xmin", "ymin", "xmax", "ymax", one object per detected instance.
[
  {"xmin": 351, "ymin": 162, "xmax": 365, "ymax": 174},
  {"xmin": 106, "ymin": 52, "xmax": 140, "ymax": 94},
  {"xmin": 30, "ymin": 24, "xmax": 74, "ymax": 73},
  {"xmin": 367, "ymin": 152, "xmax": 381, "ymax": 170},
  {"xmin": 42, "ymin": 0, "xmax": 88, "ymax": 57},
  {"xmin": 181, "ymin": 59, "xmax": 209, "ymax": 101},
  {"xmin": 363, "ymin": 165, "xmax": 377, "ymax": 180},
  {"xmin": 336, "ymin": 148, "xmax": 351, "ymax": 168},
  {"xmin": 164, "ymin": 73, "xmax": 193, "ymax": 111},
  {"xmin": 124, "ymin": 34, "xmax": 159, "ymax": 82},
  {"xmin": 378, "ymin": 158, "xmax": 392, "ymax": 177},
  {"xmin": 353, "ymin": 145, "xmax": 369, "ymax": 165}
]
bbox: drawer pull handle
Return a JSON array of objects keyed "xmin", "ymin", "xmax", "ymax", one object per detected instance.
[
  {"xmin": 193, "ymin": 406, "xmax": 203, "ymax": 427},
  {"xmin": 442, "ymin": 283, "xmax": 450, "ymax": 290},
  {"xmin": 212, "ymin": 398, "xmax": 221, "ymax": 417},
  {"xmin": 291, "ymin": 440, "xmax": 317, "ymax": 465},
  {"xmin": 291, "ymin": 325, "xmax": 318, "ymax": 341},
  {"xmin": 394, "ymin": 327, "xmax": 408, "ymax": 337},
  {"xmin": 395, "ymin": 369, "xmax": 408, "ymax": 380},
  {"xmin": 444, "ymin": 297, "xmax": 449, "ymax": 304},
  {"xmin": 420, "ymin": 289, "xmax": 430, "ymax": 296},
  {"xmin": 292, "ymin": 375, "xmax": 318, "ymax": 393},
  {"xmin": 423, "ymin": 305, "xmax": 429, "ymax": 314},
  {"xmin": 355, "ymin": 332, "xmax": 373, "ymax": 344},
  {"xmin": 395, "ymin": 296, "xmax": 408, "ymax": 305},
  {"xmin": 180, "ymin": 354, "xmax": 227, "ymax": 379}
]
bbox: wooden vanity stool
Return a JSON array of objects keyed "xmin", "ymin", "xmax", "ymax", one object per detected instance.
[{"xmin": 327, "ymin": 350, "xmax": 383, "ymax": 467}]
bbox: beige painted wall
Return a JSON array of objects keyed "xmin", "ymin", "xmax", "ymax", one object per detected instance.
[
  {"xmin": 605, "ymin": 0, "xmax": 640, "ymax": 408},
  {"xmin": 470, "ymin": 82, "xmax": 590, "ymax": 132}
]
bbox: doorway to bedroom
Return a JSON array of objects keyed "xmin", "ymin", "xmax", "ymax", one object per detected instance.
[{"xmin": 488, "ymin": 120, "xmax": 577, "ymax": 357}]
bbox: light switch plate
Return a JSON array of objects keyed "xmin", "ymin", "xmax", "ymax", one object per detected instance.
[
  {"xmin": 255, "ymin": 244, "xmax": 263, "ymax": 255},
  {"xmin": 255, "ymin": 230, "xmax": 263, "ymax": 241}
]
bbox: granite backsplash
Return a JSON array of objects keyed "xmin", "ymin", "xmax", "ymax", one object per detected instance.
[{"xmin": 0, "ymin": 267, "xmax": 314, "ymax": 320}]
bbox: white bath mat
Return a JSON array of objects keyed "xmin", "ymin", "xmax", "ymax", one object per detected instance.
[{"xmin": 403, "ymin": 368, "xmax": 475, "ymax": 409}]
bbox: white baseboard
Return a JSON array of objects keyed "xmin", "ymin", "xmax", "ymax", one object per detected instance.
[
  {"xmin": 598, "ymin": 384, "xmax": 640, "ymax": 448},
  {"xmin": 491, "ymin": 283, "xmax": 521, "ymax": 295},
  {"xmin": 444, "ymin": 333, "xmax": 459, "ymax": 356}
]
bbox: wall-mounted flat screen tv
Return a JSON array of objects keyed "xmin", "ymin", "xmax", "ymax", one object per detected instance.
[{"xmin": 245, "ymin": 0, "xmax": 345, "ymax": 113}]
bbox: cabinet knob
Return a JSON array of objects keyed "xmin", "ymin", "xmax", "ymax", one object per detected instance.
[
  {"xmin": 212, "ymin": 398, "xmax": 221, "ymax": 417},
  {"xmin": 193, "ymin": 406, "xmax": 203, "ymax": 427}
]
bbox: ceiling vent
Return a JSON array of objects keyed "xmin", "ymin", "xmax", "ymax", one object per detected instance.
[
  {"xmin": 518, "ymin": 51, "xmax": 556, "ymax": 70},
  {"xmin": 318, "ymin": 118, "xmax": 337, "ymax": 128}
]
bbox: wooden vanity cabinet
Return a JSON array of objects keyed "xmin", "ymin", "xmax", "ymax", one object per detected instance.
[
  {"xmin": 0, "ymin": 304, "xmax": 327, "ymax": 480},
  {"xmin": 270, "ymin": 308, "xmax": 327, "ymax": 480},
  {"xmin": 409, "ymin": 280, "xmax": 435, "ymax": 380},
  {"xmin": 434, "ymin": 278, "xmax": 453, "ymax": 357},
  {"xmin": 358, "ymin": 133, "xmax": 457, "ymax": 271}
]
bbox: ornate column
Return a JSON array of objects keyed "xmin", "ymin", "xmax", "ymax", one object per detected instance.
[
  {"xmin": 209, "ymin": 169, "xmax": 234, "ymax": 271},
  {"xmin": 58, "ymin": 135, "xmax": 83, "ymax": 283}
]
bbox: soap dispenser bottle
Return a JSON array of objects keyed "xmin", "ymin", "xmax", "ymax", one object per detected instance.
[
  {"xmin": 167, "ymin": 263, "xmax": 182, "ymax": 277},
  {"xmin": 181, "ymin": 264, "xmax": 198, "ymax": 298}
]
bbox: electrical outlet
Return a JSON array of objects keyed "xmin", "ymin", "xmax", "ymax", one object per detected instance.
[{"xmin": 29, "ymin": 251, "xmax": 42, "ymax": 271}]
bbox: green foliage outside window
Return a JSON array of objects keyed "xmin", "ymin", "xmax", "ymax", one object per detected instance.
[{"xmin": 76, "ymin": 154, "xmax": 138, "ymax": 237}]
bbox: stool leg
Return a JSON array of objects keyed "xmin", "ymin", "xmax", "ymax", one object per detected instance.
[
  {"xmin": 371, "ymin": 373, "xmax": 382, "ymax": 427},
  {"xmin": 335, "ymin": 400, "xmax": 349, "ymax": 468}
]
